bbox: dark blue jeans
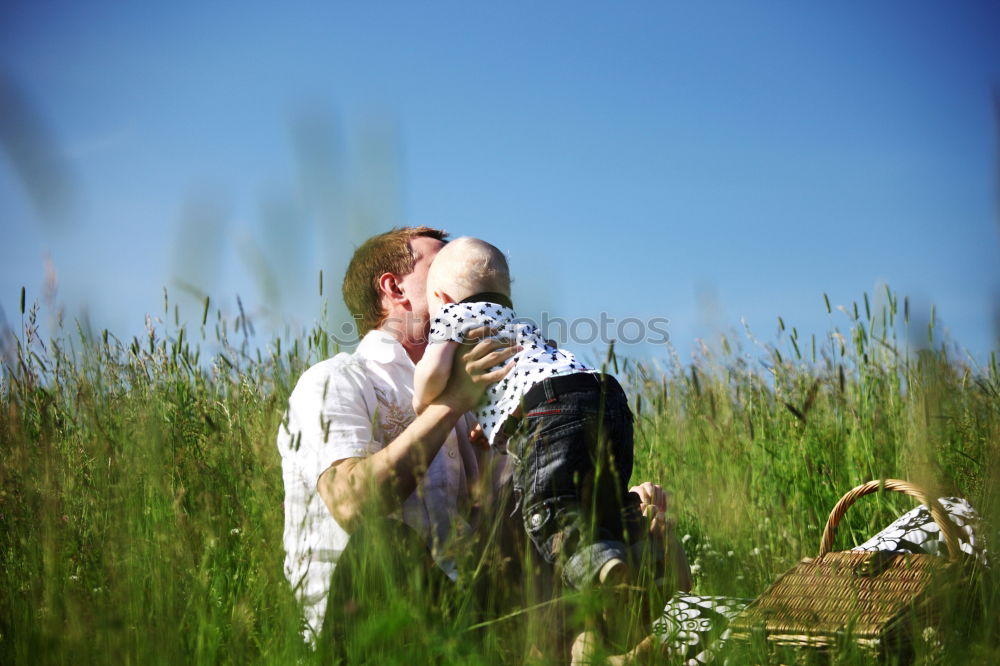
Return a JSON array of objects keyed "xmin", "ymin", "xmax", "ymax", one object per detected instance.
[{"xmin": 508, "ymin": 373, "xmax": 643, "ymax": 590}]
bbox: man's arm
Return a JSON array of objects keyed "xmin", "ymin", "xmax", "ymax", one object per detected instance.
[
  {"xmin": 319, "ymin": 331, "xmax": 518, "ymax": 533},
  {"xmin": 412, "ymin": 340, "xmax": 459, "ymax": 415}
]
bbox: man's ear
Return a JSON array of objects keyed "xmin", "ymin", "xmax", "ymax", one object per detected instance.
[{"xmin": 378, "ymin": 272, "xmax": 407, "ymax": 306}]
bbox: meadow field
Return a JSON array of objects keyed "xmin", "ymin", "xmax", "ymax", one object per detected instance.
[{"xmin": 1, "ymin": 286, "xmax": 997, "ymax": 664}]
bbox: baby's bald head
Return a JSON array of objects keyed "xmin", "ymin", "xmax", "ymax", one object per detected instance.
[{"xmin": 427, "ymin": 236, "xmax": 510, "ymax": 307}]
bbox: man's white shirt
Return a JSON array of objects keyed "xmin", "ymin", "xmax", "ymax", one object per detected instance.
[{"xmin": 276, "ymin": 329, "xmax": 489, "ymax": 641}]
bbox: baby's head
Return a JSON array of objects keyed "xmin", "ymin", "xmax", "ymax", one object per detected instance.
[{"xmin": 426, "ymin": 236, "xmax": 510, "ymax": 312}]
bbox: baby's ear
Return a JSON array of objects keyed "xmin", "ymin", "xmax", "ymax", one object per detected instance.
[{"xmin": 437, "ymin": 290, "xmax": 455, "ymax": 304}]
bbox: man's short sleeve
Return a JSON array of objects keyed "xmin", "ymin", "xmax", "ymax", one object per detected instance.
[{"xmin": 278, "ymin": 355, "xmax": 382, "ymax": 475}]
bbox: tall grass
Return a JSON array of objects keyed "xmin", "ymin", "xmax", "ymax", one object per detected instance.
[{"xmin": 1, "ymin": 286, "xmax": 997, "ymax": 664}]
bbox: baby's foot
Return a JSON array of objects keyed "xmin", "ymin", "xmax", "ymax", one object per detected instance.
[{"xmin": 598, "ymin": 557, "xmax": 629, "ymax": 586}]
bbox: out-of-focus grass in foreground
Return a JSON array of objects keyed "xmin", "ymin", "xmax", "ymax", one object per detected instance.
[{"xmin": 1, "ymin": 287, "xmax": 997, "ymax": 664}]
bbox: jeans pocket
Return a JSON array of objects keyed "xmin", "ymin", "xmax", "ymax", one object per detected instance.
[{"xmin": 523, "ymin": 496, "xmax": 579, "ymax": 564}]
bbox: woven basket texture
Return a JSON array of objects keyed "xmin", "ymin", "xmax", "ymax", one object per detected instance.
[
  {"xmin": 728, "ymin": 550, "xmax": 946, "ymax": 646},
  {"xmin": 729, "ymin": 479, "xmax": 962, "ymax": 650}
]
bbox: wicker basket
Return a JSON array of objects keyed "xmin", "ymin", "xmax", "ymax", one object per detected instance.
[{"xmin": 728, "ymin": 479, "xmax": 966, "ymax": 655}]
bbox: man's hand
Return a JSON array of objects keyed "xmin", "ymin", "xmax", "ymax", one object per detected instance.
[
  {"xmin": 434, "ymin": 326, "xmax": 520, "ymax": 413},
  {"xmin": 630, "ymin": 481, "xmax": 671, "ymax": 536},
  {"xmin": 631, "ymin": 481, "xmax": 693, "ymax": 593}
]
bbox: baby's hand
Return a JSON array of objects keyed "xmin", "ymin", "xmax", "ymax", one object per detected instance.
[{"xmin": 469, "ymin": 423, "xmax": 489, "ymax": 450}]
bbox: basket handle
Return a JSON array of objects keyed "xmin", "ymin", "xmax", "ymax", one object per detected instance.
[{"xmin": 818, "ymin": 479, "xmax": 963, "ymax": 560}]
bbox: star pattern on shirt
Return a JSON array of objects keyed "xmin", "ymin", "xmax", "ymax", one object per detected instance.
[{"xmin": 426, "ymin": 300, "xmax": 594, "ymax": 449}]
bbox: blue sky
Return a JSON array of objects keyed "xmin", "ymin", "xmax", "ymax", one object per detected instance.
[{"xmin": 2, "ymin": 1, "xmax": 998, "ymax": 366}]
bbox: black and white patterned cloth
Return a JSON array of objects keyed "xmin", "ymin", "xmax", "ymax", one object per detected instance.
[
  {"xmin": 653, "ymin": 595, "xmax": 747, "ymax": 664},
  {"xmin": 428, "ymin": 301, "xmax": 593, "ymax": 449},
  {"xmin": 852, "ymin": 496, "xmax": 987, "ymax": 564},
  {"xmin": 653, "ymin": 497, "xmax": 988, "ymax": 663}
]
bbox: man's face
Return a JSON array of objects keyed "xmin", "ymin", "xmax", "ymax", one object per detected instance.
[{"xmin": 398, "ymin": 235, "xmax": 445, "ymax": 324}]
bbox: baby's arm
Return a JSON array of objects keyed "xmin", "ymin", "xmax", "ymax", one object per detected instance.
[{"xmin": 412, "ymin": 340, "xmax": 460, "ymax": 414}]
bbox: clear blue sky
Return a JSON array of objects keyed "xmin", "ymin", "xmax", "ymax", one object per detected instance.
[{"xmin": 2, "ymin": 1, "xmax": 998, "ymax": 366}]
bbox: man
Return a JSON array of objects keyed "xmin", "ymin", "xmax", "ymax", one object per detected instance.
[
  {"xmin": 277, "ymin": 226, "xmax": 519, "ymax": 645},
  {"xmin": 278, "ymin": 226, "xmax": 683, "ymax": 660}
]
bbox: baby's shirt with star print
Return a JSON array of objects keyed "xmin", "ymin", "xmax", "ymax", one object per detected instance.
[{"xmin": 427, "ymin": 300, "xmax": 595, "ymax": 450}]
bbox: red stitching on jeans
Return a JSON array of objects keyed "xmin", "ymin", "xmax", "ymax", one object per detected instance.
[{"xmin": 526, "ymin": 409, "xmax": 561, "ymax": 416}]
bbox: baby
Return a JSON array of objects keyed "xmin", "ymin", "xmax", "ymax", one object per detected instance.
[{"xmin": 413, "ymin": 236, "xmax": 642, "ymax": 590}]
